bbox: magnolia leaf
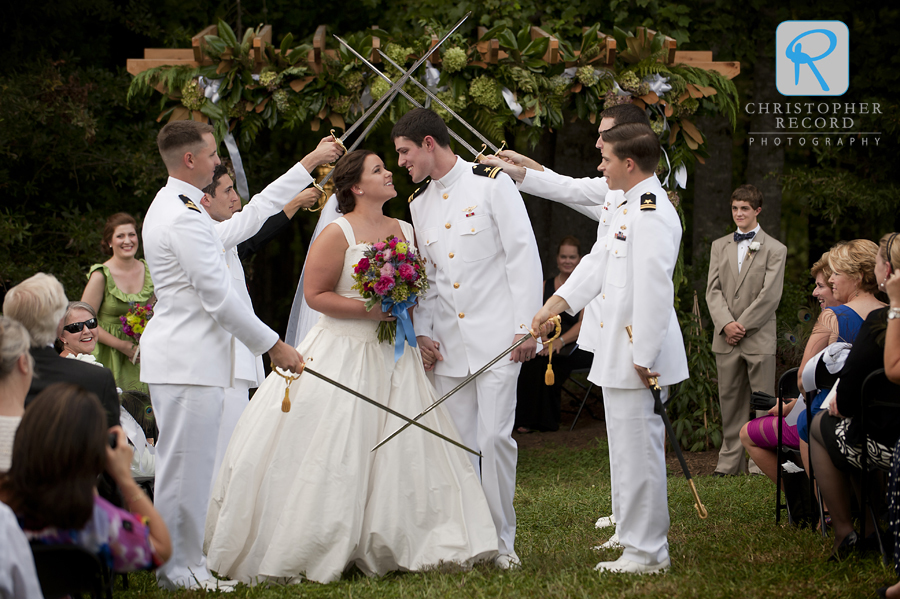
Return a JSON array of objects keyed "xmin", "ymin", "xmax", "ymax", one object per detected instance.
[
  {"xmin": 192, "ymin": 110, "xmax": 205, "ymax": 122},
  {"xmin": 669, "ymin": 123, "xmax": 680, "ymax": 146},
  {"xmin": 639, "ymin": 91, "xmax": 659, "ymax": 104},
  {"xmin": 632, "ymin": 98, "xmax": 646, "ymax": 109},
  {"xmin": 693, "ymin": 152, "xmax": 706, "ymax": 164},
  {"xmin": 204, "ymin": 35, "xmax": 227, "ymax": 57},
  {"xmin": 216, "ymin": 60, "xmax": 233, "ymax": 75},
  {"xmin": 697, "ymin": 84, "xmax": 718, "ymax": 97},
  {"xmin": 523, "ymin": 36, "xmax": 550, "ymax": 59},
  {"xmin": 497, "ymin": 29, "xmax": 519, "ymax": 51},
  {"xmin": 664, "ymin": 102, "xmax": 674, "ymax": 117},
  {"xmin": 684, "ymin": 134, "xmax": 699, "ymax": 150},
  {"xmin": 581, "ymin": 24, "xmax": 601, "ymax": 55},
  {"xmin": 681, "ymin": 119, "xmax": 704, "ymax": 144},
  {"xmin": 311, "ymin": 117, "xmax": 321, "ymax": 132},
  {"xmin": 217, "ymin": 19, "xmax": 239, "ymax": 49},
  {"xmin": 516, "ymin": 26, "xmax": 532, "ymax": 50},
  {"xmin": 328, "ymin": 111, "xmax": 346, "ymax": 130},
  {"xmin": 571, "ymin": 81, "xmax": 583, "ymax": 94},
  {"xmin": 290, "ymin": 76, "xmax": 315, "ymax": 92},
  {"xmin": 317, "ymin": 106, "xmax": 328, "ymax": 119},
  {"xmin": 156, "ymin": 107, "xmax": 175, "ymax": 122},
  {"xmin": 686, "ymin": 83, "xmax": 704, "ymax": 99},
  {"xmin": 479, "ymin": 24, "xmax": 507, "ymax": 42},
  {"xmin": 255, "ymin": 97, "xmax": 270, "ymax": 113},
  {"xmin": 168, "ymin": 106, "xmax": 190, "ymax": 122},
  {"xmin": 280, "ymin": 33, "xmax": 294, "ymax": 55}
]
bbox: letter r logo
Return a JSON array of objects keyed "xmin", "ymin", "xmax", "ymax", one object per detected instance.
[{"xmin": 776, "ymin": 21, "xmax": 849, "ymax": 96}]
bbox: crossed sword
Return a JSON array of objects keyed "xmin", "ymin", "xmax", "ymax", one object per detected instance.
[{"xmin": 305, "ymin": 12, "xmax": 481, "ymax": 210}]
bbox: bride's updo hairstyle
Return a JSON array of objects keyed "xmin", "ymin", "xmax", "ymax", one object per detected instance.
[{"xmin": 332, "ymin": 149, "xmax": 375, "ymax": 214}]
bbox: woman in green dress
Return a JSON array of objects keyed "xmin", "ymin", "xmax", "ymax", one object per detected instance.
[{"xmin": 82, "ymin": 213, "xmax": 154, "ymax": 394}]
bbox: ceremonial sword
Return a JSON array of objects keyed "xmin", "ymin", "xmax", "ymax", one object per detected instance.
[
  {"xmin": 272, "ymin": 363, "xmax": 482, "ymax": 457},
  {"xmin": 376, "ymin": 49, "xmax": 501, "ymax": 156},
  {"xmin": 333, "ymin": 35, "xmax": 483, "ymax": 160},
  {"xmin": 370, "ymin": 320, "xmax": 559, "ymax": 453},
  {"xmin": 625, "ymin": 325, "xmax": 708, "ymax": 519},
  {"xmin": 306, "ymin": 12, "xmax": 472, "ymax": 208}
]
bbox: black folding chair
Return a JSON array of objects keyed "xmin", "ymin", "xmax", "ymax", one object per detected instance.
[
  {"xmin": 564, "ymin": 367, "xmax": 595, "ymax": 430},
  {"xmin": 774, "ymin": 367, "xmax": 801, "ymax": 524},
  {"xmin": 30, "ymin": 543, "xmax": 113, "ymax": 599},
  {"xmin": 857, "ymin": 368, "xmax": 893, "ymax": 563}
]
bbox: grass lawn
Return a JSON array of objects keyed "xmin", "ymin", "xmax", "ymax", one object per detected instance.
[{"xmin": 116, "ymin": 439, "xmax": 893, "ymax": 598}]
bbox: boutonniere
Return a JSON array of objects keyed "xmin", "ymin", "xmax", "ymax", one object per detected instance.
[{"xmin": 748, "ymin": 241, "xmax": 761, "ymax": 254}]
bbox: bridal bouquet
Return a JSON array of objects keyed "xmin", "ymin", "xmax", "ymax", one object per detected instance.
[
  {"xmin": 352, "ymin": 236, "xmax": 429, "ymax": 358},
  {"xmin": 121, "ymin": 302, "xmax": 154, "ymax": 364}
]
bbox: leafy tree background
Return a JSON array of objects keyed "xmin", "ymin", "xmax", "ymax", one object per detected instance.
[{"xmin": 1, "ymin": 0, "xmax": 897, "ymax": 448}]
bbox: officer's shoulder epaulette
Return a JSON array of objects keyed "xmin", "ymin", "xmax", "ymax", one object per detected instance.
[
  {"xmin": 408, "ymin": 177, "xmax": 432, "ymax": 204},
  {"xmin": 472, "ymin": 163, "xmax": 502, "ymax": 179},
  {"xmin": 179, "ymin": 194, "xmax": 202, "ymax": 213},
  {"xmin": 640, "ymin": 192, "xmax": 657, "ymax": 211}
]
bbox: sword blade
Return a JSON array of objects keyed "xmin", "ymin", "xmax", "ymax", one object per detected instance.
[
  {"xmin": 371, "ymin": 330, "xmax": 535, "ymax": 452},
  {"xmin": 333, "ymin": 35, "xmax": 481, "ymax": 159},
  {"xmin": 333, "ymin": 12, "xmax": 470, "ymax": 145},
  {"xmin": 377, "ymin": 49, "xmax": 499, "ymax": 154},
  {"xmin": 301, "ymin": 365, "xmax": 482, "ymax": 457}
]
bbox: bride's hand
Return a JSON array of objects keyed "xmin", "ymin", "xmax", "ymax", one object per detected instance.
[{"xmin": 367, "ymin": 307, "xmax": 397, "ymax": 322}]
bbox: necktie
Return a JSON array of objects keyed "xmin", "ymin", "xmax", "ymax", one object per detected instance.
[{"xmin": 734, "ymin": 231, "xmax": 756, "ymax": 243}]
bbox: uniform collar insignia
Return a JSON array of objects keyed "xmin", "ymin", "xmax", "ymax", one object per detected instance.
[
  {"xmin": 472, "ymin": 163, "xmax": 501, "ymax": 179},
  {"xmin": 408, "ymin": 177, "xmax": 432, "ymax": 204},
  {"xmin": 640, "ymin": 192, "xmax": 657, "ymax": 211}
]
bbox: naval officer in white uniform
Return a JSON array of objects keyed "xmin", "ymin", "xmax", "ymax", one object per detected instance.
[
  {"xmin": 532, "ymin": 123, "xmax": 688, "ymax": 575},
  {"xmin": 141, "ymin": 120, "xmax": 339, "ymax": 590},
  {"xmin": 200, "ymin": 161, "xmax": 323, "ymax": 497},
  {"xmin": 480, "ymin": 103, "xmax": 652, "ymax": 538},
  {"xmin": 392, "ymin": 109, "xmax": 542, "ymax": 569}
]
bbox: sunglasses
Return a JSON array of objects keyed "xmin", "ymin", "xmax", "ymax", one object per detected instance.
[{"xmin": 63, "ymin": 318, "xmax": 98, "ymax": 334}]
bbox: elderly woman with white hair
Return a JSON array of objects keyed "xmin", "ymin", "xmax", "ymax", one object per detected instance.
[
  {"xmin": 0, "ymin": 317, "xmax": 33, "ymax": 473},
  {"xmin": 2, "ymin": 273, "xmax": 119, "ymax": 429}
]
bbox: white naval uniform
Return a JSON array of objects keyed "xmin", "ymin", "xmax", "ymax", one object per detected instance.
[
  {"xmin": 409, "ymin": 157, "xmax": 542, "ymax": 556},
  {"xmin": 141, "ymin": 172, "xmax": 295, "ymax": 589},
  {"xmin": 209, "ymin": 164, "xmax": 314, "ymax": 497},
  {"xmin": 555, "ymin": 175, "xmax": 688, "ymax": 566}
]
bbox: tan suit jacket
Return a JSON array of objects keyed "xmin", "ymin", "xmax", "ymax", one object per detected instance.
[{"xmin": 706, "ymin": 229, "xmax": 786, "ymax": 355}]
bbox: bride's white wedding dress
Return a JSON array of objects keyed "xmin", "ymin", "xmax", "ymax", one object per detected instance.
[{"xmin": 204, "ymin": 217, "xmax": 498, "ymax": 584}]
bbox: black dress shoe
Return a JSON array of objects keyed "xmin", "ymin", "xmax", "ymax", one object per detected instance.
[
  {"xmin": 876, "ymin": 586, "xmax": 888, "ymax": 599},
  {"xmin": 712, "ymin": 472, "xmax": 730, "ymax": 478},
  {"xmin": 829, "ymin": 530, "xmax": 859, "ymax": 561}
]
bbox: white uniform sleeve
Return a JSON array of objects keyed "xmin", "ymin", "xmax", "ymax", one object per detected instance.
[
  {"xmin": 170, "ymin": 214, "xmax": 278, "ymax": 355},
  {"xmin": 215, "ymin": 162, "xmax": 313, "ymax": 249},
  {"xmin": 555, "ymin": 247, "xmax": 608, "ymax": 315},
  {"xmin": 0, "ymin": 503, "xmax": 44, "ymax": 599},
  {"xmin": 519, "ymin": 168, "xmax": 610, "ymax": 212},
  {"xmin": 491, "ymin": 176, "xmax": 543, "ymax": 335},
  {"xmin": 631, "ymin": 210, "xmax": 678, "ymax": 369}
]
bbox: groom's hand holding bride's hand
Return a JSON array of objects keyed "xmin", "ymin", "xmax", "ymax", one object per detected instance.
[
  {"xmin": 268, "ymin": 339, "xmax": 304, "ymax": 374},
  {"xmin": 417, "ymin": 336, "xmax": 442, "ymax": 371}
]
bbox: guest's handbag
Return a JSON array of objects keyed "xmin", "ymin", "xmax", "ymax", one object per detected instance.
[{"xmin": 750, "ymin": 390, "xmax": 777, "ymax": 411}]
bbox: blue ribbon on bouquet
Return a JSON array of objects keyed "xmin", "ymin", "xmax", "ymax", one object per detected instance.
[{"xmin": 382, "ymin": 297, "xmax": 418, "ymax": 362}]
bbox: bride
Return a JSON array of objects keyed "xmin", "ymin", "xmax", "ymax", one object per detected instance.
[{"xmin": 204, "ymin": 150, "xmax": 498, "ymax": 584}]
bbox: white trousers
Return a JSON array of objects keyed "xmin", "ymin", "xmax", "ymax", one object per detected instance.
[
  {"xmin": 603, "ymin": 386, "xmax": 670, "ymax": 565},
  {"xmin": 150, "ymin": 383, "xmax": 223, "ymax": 589},
  {"xmin": 210, "ymin": 379, "xmax": 251, "ymax": 499},
  {"xmin": 434, "ymin": 364, "xmax": 520, "ymax": 556}
]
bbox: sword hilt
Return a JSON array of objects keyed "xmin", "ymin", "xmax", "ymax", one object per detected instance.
[
  {"xmin": 330, "ymin": 129, "xmax": 347, "ymax": 156},
  {"xmin": 307, "ymin": 182, "xmax": 328, "ymax": 212}
]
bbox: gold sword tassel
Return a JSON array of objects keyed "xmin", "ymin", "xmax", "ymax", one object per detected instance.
[{"xmin": 543, "ymin": 315, "xmax": 562, "ymax": 386}]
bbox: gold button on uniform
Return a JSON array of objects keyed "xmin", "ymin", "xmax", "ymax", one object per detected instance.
[
  {"xmin": 458, "ymin": 312, "xmax": 465, "ymax": 319},
  {"xmin": 449, "ymin": 252, "xmax": 455, "ymax": 258},
  {"xmin": 623, "ymin": 208, "xmax": 628, "ymax": 214},
  {"xmin": 602, "ymin": 294, "xmax": 606, "ymax": 299},
  {"xmin": 445, "ymin": 223, "xmax": 451, "ymax": 229},
  {"xmin": 615, "ymin": 250, "xmax": 618, "ymax": 254},
  {"xmin": 600, "ymin": 322, "xmax": 604, "ymax": 328},
  {"xmin": 442, "ymin": 193, "xmax": 449, "ymax": 199},
  {"xmin": 470, "ymin": 228, "xmax": 475, "ymax": 232},
  {"xmin": 453, "ymin": 282, "xmax": 460, "ymax": 289}
]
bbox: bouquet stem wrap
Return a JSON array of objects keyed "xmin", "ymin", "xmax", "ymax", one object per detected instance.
[{"xmin": 381, "ymin": 297, "xmax": 418, "ymax": 362}]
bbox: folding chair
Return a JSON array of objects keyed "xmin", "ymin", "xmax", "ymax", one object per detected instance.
[
  {"xmin": 564, "ymin": 367, "xmax": 595, "ymax": 431},
  {"xmin": 30, "ymin": 543, "xmax": 113, "ymax": 599},
  {"xmin": 774, "ymin": 367, "xmax": 801, "ymax": 524},
  {"xmin": 857, "ymin": 368, "xmax": 893, "ymax": 563}
]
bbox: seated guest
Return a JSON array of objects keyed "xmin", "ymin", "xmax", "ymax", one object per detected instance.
[
  {"xmin": 810, "ymin": 233, "xmax": 900, "ymax": 559},
  {"xmin": 795, "ymin": 240, "xmax": 884, "ymax": 469},
  {"xmin": 739, "ymin": 252, "xmax": 839, "ymax": 482},
  {"xmin": 514, "ymin": 236, "xmax": 593, "ymax": 433},
  {"xmin": 3, "ymin": 273, "xmax": 119, "ymax": 429},
  {"xmin": 57, "ymin": 301, "xmax": 100, "ymax": 362},
  {"xmin": 0, "ymin": 500, "xmax": 43, "ymax": 598},
  {"xmin": 0, "ymin": 317, "xmax": 33, "ymax": 473},
  {"xmin": 883, "ymin": 235, "xmax": 899, "ymax": 385},
  {"xmin": 0, "ymin": 383, "xmax": 171, "ymax": 572}
]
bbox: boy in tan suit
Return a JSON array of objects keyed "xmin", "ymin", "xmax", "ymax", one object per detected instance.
[{"xmin": 706, "ymin": 184, "xmax": 786, "ymax": 476}]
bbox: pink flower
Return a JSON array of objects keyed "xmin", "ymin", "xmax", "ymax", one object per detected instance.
[
  {"xmin": 389, "ymin": 238, "xmax": 398, "ymax": 248},
  {"xmin": 374, "ymin": 277, "xmax": 395, "ymax": 295},
  {"xmin": 382, "ymin": 248, "xmax": 392, "ymax": 261},
  {"xmin": 398, "ymin": 263, "xmax": 415, "ymax": 281},
  {"xmin": 395, "ymin": 252, "xmax": 406, "ymax": 261},
  {"xmin": 355, "ymin": 257, "xmax": 370, "ymax": 273},
  {"xmin": 380, "ymin": 263, "xmax": 394, "ymax": 277},
  {"xmin": 374, "ymin": 242, "xmax": 386, "ymax": 251}
]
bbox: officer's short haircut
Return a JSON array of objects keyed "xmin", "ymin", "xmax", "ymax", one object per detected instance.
[
  {"xmin": 731, "ymin": 184, "xmax": 763, "ymax": 210},
  {"xmin": 599, "ymin": 103, "xmax": 650, "ymax": 127},
  {"xmin": 391, "ymin": 108, "xmax": 451, "ymax": 148},
  {"xmin": 600, "ymin": 123, "xmax": 661, "ymax": 174},
  {"xmin": 157, "ymin": 120, "xmax": 215, "ymax": 169}
]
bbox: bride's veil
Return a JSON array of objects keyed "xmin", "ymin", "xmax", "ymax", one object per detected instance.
[{"xmin": 284, "ymin": 193, "xmax": 341, "ymax": 348}]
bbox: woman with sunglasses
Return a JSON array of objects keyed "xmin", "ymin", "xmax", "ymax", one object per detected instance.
[
  {"xmin": 82, "ymin": 213, "xmax": 154, "ymax": 394},
  {"xmin": 58, "ymin": 302, "xmax": 100, "ymax": 362}
]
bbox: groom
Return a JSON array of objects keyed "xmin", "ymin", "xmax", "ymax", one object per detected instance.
[{"xmin": 392, "ymin": 108, "xmax": 543, "ymax": 568}]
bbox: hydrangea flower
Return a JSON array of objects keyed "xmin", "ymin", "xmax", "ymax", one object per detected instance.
[
  {"xmin": 442, "ymin": 47, "xmax": 467, "ymax": 73},
  {"xmin": 470, "ymin": 75, "xmax": 503, "ymax": 110}
]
